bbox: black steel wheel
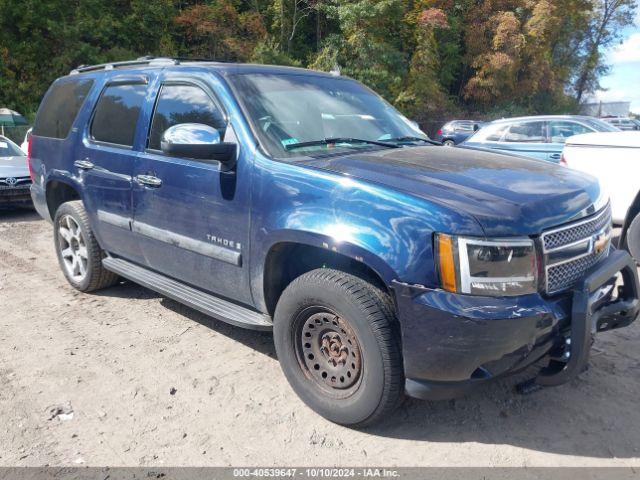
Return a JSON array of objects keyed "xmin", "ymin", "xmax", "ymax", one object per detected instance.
[
  {"xmin": 274, "ymin": 269, "xmax": 403, "ymax": 427},
  {"xmin": 295, "ymin": 308, "xmax": 362, "ymax": 397}
]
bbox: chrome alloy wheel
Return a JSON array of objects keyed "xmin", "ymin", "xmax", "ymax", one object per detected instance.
[{"xmin": 58, "ymin": 214, "xmax": 89, "ymax": 282}]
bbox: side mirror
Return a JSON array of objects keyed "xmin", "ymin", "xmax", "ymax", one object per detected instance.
[{"xmin": 161, "ymin": 123, "xmax": 237, "ymax": 170}]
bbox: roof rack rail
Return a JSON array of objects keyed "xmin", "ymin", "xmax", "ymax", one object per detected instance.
[{"xmin": 70, "ymin": 56, "xmax": 186, "ymax": 75}]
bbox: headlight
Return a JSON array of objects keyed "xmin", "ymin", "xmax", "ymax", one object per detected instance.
[{"xmin": 435, "ymin": 234, "xmax": 538, "ymax": 296}]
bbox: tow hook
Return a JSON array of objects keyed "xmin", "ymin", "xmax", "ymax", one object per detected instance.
[{"xmin": 516, "ymin": 337, "xmax": 574, "ymax": 395}]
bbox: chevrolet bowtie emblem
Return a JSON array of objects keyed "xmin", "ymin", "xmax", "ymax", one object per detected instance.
[{"xmin": 593, "ymin": 230, "xmax": 611, "ymax": 254}]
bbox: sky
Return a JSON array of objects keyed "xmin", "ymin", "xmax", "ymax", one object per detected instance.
[{"xmin": 594, "ymin": 8, "xmax": 640, "ymax": 114}]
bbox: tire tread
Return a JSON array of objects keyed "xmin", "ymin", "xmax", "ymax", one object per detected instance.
[
  {"xmin": 54, "ymin": 200, "xmax": 119, "ymax": 292},
  {"xmin": 283, "ymin": 268, "xmax": 404, "ymax": 427}
]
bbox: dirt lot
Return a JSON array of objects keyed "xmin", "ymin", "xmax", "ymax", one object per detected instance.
[{"xmin": 1, "ymin": 209, "xmax": 639, "ymax": 467}]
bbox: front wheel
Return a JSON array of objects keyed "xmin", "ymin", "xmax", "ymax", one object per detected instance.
[
  {"xmin": 273, "ymin": 269, "xmax": 403, "ymax": 427},
  {"xmin": 443, "ymin": 139, "xmax": 455, "ymax": 147}
]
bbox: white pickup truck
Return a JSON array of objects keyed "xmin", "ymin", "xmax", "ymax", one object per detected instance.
[{"xmin": 562, "ymin": 131, "xmax": 640, "ymax": 261}]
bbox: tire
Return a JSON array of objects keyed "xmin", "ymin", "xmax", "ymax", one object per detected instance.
[
  {"xmin": 273, "ymin": 268, "xmax": 403, "ymax": 427},
  {"xmin": 443, "ymin": 139, "xmax": 455, "ymax": 147},
  {"xmin": 53, "ymin": 200, "xmax": 119, "ymax": 292},
  {"xmin": 623, "ymin": 213, "xmax": 640, "ymax": 264}
]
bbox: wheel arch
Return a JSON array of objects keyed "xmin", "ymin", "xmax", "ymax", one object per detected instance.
[
  {"xmin": 258, "ymin": 234, "xmax": 397, "ymax": 317},
  {"xmin": 45, "ymin": 177, "xmax": 83, "ymax": 220}
]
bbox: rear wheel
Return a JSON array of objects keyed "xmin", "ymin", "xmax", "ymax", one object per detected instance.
[
  {"xmin": 273, "ymin": 269, "xmax": 403, "ymax": 427},
  {"xmin": 53, "ymin": 201, "xmax": 119, "ymax": 292},
  {"xmin": 624, "ymin": 213, "xmax": 640, "ymax": 263},
  {"xmin": 443, "ymin": 139, "xmax": 455, "ymax": 147}
]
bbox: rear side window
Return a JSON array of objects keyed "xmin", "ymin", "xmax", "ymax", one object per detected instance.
[
  {"xmin": 148, "ymin": 84, "xmax": 227, "ymax": 150},
  {"xmin": 91, "ymin": 83, "xmax": 147, "ymax": 147},
  {"xmin": 503, "ymin": 121, "xmax": 546, "ymax": 143},
  {"xmin": 33, "ymin": 78, "xmax": 94, "ymax": 139}
]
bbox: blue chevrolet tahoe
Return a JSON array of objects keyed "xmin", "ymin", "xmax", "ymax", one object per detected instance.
[{"xmin": 28, "ymin": 58, "xmax": 640, "ymax": 427}]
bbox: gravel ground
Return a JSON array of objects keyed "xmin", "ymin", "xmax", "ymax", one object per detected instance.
[{"xmin": 1, "ymin": 209, "xmax": 639, "ymax": 467}]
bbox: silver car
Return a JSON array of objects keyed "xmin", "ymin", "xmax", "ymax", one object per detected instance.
[{"xmin": 0, "ymin": 135, "xmax": 32, "ymax": 209}]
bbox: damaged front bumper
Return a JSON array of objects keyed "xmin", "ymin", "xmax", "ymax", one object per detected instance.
[{"xmin": 392, "ymin": 249, "xmax": 640, "ymax": 401}]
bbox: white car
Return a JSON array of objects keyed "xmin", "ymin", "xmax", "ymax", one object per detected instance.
[
  {"xmin": 20, "ymin": 127, "xmax": 32, "ymax": 154},
  {"xmin": 562, "ymin": 131, "xmax": 640, "ymax": 261}
]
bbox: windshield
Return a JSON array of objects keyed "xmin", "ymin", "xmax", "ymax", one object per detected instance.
[
  {"xmin": 582, "ymin": 118, "xmax": 620, "ymax": 132},
  {"xmin": 0, "ymin": 136, "xmax": 25, "ymax": 157},
  {"xmin": 229, "ymin": 73, "xmax": 428, "ymax": 158}
]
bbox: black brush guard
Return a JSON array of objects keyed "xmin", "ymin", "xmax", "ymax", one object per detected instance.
[{"xmin": 536, "ymin": 249, "xmax": 640, "ymax": 386}]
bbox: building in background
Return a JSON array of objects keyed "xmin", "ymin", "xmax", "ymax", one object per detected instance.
[{"xmin": 581, "ymin": 101, "xmax": 631, "ymax": 117}]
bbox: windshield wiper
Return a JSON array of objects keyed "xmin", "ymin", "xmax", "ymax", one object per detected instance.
[
  {"xmin": 285, "ymin": 137, "xmax": 400, "ymax": 151},
  {"xmin": 387, "ymin": 136, "xmax": 442, "ymax": 146}
]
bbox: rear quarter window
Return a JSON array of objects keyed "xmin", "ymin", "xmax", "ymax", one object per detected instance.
[{"xmin": 33, "ymin": 78, "xmax": 94, "ymax": 139}]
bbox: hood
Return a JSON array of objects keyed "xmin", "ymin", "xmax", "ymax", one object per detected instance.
[
  {"xmin": 0, "ymin": 156, "xmax": 29, "ymax": 178},
  {"xmin": 300, "ymin": 146, "xmax": 604, "ymax": 236}
]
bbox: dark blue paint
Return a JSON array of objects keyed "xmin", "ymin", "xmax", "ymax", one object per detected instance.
[{"xmin": 29, "ymin": 63, "xmax": 616, "ymax": 393}]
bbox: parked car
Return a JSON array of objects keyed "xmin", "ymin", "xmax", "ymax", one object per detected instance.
[
  {"xmin": 602, "ymin": 117, "xmax": 640, "ymax": 131},
  {"xmin": 562, "ymin": 131, "xmax": 640, "ymax": 262},
  {"xmin": 436, "ymin": 120, "xmax": 484, "ymax": 146},
  {"xmin": 29, "ymin": 58, "xmax": 639, "ymax": 426},
  {"xmin": 21, "ymin": 127, "xmax": 32, "ymax": 154},
  {"xmin": 0, "ymin": 135, "xmax": 32, "ymax": 209},
  {"xmin": 462, "ymin": 115, "xmax": 619, "ymax": 162}
]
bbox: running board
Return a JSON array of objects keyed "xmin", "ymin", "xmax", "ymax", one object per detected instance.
[{"xmin": 102, "ymin": 257, "xmax": 272, "ymax": 331}]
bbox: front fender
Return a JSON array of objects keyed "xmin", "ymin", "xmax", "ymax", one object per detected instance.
[{"xmin": 249, "ymin": 153, "xmax": 484, "ymax": 308}]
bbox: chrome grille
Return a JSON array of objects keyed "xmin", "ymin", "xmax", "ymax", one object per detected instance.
[
  {"xmin": 543, "ymin": 204, "xmax": 611, "ymax": 250},
  {"xmin": 542, "ymin": 205, "xmax": 612, "ymax": 295}
]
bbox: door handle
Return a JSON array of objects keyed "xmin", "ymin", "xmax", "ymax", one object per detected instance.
[
  {"xmin": 74, "ymin": 159, "xmax": 94, "ymax": 170},
  {"xmin": 135, "ymin": 174, "xmax": 162, "ymax": 188},
  {"xmin": 549, "ymin": 153, "xmax": 562, "ymax": 160}
]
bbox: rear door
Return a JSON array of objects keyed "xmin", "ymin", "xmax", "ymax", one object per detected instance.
[
  {"xmin": 77, "ymin": 75, "xmax": 149, "ymax": 262},
  {"xmin": 131, "ymin": 72, "xmax": 253, "ymax": 305}
]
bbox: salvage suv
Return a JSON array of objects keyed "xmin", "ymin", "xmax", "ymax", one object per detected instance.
[{"xmin": 29, "ymin": 58, "xmax": 640, "ymax": 426}]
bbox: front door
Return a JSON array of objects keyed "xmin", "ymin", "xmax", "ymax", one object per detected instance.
[
  {"xmin": 78, "ymin": 75, "xmax": 149, "ymax": 262},
  {"xmin": 131, "ymin": 74, "xmax": 253, "ymax": 305},
  {"xmin": 547, "ymin": 120, "xmax": 594, "ymax": 163}
]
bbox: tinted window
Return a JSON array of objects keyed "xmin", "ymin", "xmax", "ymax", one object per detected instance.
[
  {"xmin": 549, "ymin": 121, "xmax": 592, "ymax": 143},
  {"xmin": 454, "ymin": 121, "xmax": 475, "ymax": 132},
  {"xmin": 91, "ymin": 83, "xmax": 147, "ymax": 146},
  {"xmin": 503, "ymin": 121, "xmax": 546, "ymax": 143},
  {"xmin": 33, "ymin": 78, "xmax": 94, "ymax": 139},
  {"xmin": 148, "ymin": 84, "xmax": 226, "ymax": 150}
]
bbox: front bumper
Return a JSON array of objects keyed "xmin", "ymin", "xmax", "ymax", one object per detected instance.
[
  {"xmin": 393, "ymin": 249, "xmax": 640, "ymax": 400},
  {"xmin": 0, "ymin": 184, "xmax": 33, "ymax": 209}
]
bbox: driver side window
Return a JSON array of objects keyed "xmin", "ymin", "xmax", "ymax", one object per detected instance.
[{"xmin": 148, "ymin": 83, "xmax": 226, "ymax": 151}]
